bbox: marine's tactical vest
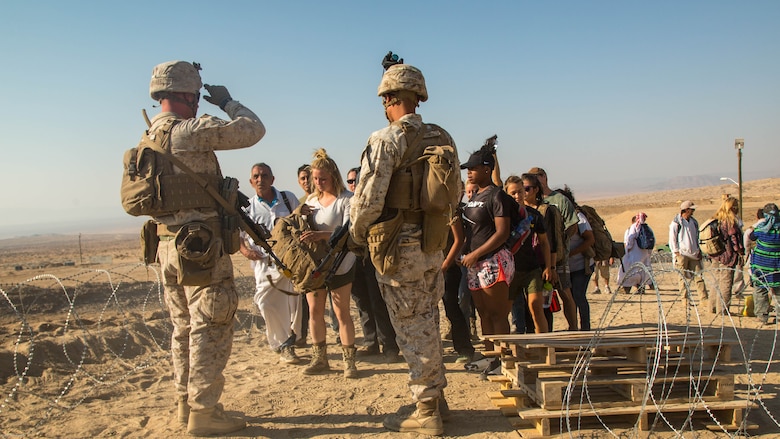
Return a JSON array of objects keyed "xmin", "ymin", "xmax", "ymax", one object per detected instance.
[{"xmin": 121, "ymin": 118, "xmax": 221, "ymax": 217}]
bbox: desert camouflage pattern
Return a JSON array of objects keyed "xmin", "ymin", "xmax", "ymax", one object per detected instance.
[
  {"xmin": 377, "ymin": 225, "xmax": 447, "ymax": 402},
  {"xmin": 149, "ymin": 60, "xmax": 203, "ymax": 100},
  {"xmin": 377, "ymin": 64, "xmax": 428, "ymax": 102},
  {"xmin": 150, "ymin": 100, "xmax": 265, "ymax": 227},
  {"xmin": 158, "ymin": 238, "xmax": 238, "ymax": 411},
  {"xmin": 350, "ymin": 113, "xmax": 454, "ymax": 402}
]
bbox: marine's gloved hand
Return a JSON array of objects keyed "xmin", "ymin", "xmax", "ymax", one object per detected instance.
[
  {"xmin": 203, "ymin": 84, "xmax": 232, "ymax": 110},
  {"xmin": 381, "ymin": 51, "xmax": 403, "ymax": 70}
]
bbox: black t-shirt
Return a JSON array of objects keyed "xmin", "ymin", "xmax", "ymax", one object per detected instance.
[
  {"xmin": 463, "ymin": 185, "xmax": 515, "ymax": 254},
  {"xmin": 513, "ymin": 205, "xmax": 547, "ymax": 271}
]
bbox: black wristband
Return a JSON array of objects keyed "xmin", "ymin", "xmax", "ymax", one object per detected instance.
[{"xmin": 219, "ymin": 98, "xmax": 232, "ymax": 111}]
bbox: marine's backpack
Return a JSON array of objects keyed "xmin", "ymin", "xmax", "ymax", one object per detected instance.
[
  {"xmin": 698, "ymin": 218, "xmax": 725, "ymax": 257},
  {"xmin": 383, "ymin": 122, "xmax": 460, "ymax": 254},
  {"xmin": 269, "ymin": 212, "xmax": 344, "ymax": 293},
  {"xmin": 578, "ymin": 205, "xmax": 615, "ymax": 261},
  {"xmin": 636, "ymin": 223, "xmax": 656, "ymax": 250}
]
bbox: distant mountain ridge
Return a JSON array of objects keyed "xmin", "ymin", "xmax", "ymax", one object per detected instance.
[{"xmin": 577, "ymin": 170, "xmax": 779, "ymax": 200}]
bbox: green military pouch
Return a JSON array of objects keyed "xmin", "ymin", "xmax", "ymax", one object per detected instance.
[
  {"xmin": 221, "ymin": 214, "xmax": 241, "ymax": 255},
  {"xmin": 421, "ymin": 212, "xmax": 450, "ymax": 254},
  {"xmin": 140, "ymin": 220, "xmax": 160, "ymax": 265},
  {"xmin": 367, "ymin": 209, "xmax": 403, "ymax": 276},
  {"xmin": 175, "ymin": 222, "xmax": 222, "ymax": 286},
  {"xmin": 219, "ymin": 177, "xmax": 241, "ymax": 254}
]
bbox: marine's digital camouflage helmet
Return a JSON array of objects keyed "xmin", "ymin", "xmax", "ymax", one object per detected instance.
[
  {"xmin": 149, "ymin": 61, "xmax": 202, "ymax": 100},
  {"xmin": 377, "ymin": 64, "xmax": 428, "ymax": 102}
]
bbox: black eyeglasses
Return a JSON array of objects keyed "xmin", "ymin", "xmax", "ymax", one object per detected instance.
[{"xmin": 347, "ymin": 179, "xmax": 356, "ymax": 185}]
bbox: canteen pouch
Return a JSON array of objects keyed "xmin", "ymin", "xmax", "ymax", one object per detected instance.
[
  {"xmin": 140, "ymin": 220, "xmax": 160, "ymax": 265},
  {"xmin": 367, "ymin": 209, "xmax": 404, "ymax": 276},
  {"xmin": 175, "ymin": 222, "xmax": 222, "ymax": 286},
  {"xmin": 421, "ymin": 213, "xmax": 450, "ymax": 254}
]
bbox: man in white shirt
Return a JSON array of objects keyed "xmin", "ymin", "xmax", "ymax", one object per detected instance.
[
  {"xmin": 240, "ymin": 163, "xmax": 304, "ymax": 364},
  {"xmin": 669, "ymin": 200, "xmax": 708, "ymax": 301}
]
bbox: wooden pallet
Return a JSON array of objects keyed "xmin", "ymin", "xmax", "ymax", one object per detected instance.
[
  {"xmin": 485, "ymin": 327, "xmax": 752, "ymax": 437},
  {"xmin": 513, "ymin": 399, "xmax": 757, "ymax": 437},
  {"xmin": 533, "ymin": 371, "xmax": 735, "ymax": 409},
  {"xmin": 492, "ymin": 334, "xmax": 738, "ymax": 367}
]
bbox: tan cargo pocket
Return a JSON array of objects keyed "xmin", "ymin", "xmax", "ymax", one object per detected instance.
[
  {"xmin": 140, "ymin": 220, "xmax": 160, "ymax": 265},
  {"xmin": 200, "ymin": 287, "xmax": 239, "ymax": 325},
  {"xmin": 421, "ymin": 213, "xmax": 450, "ymax": 254},
  {"xmin": 367, "ymin": 210, "xmax": 403, "ymax": 276},
  {"xmin": 175, "ymin": 222, "xmax": 222, "ymax": 286}
]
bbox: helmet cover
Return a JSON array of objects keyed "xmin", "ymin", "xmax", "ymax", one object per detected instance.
[
  {"xmin": 377, "ymin": 64, "xmax": 428, "ymax": 102},
  {"xmin": 150, "ymin": 61, "xmax": 202, "ymax": 100}
]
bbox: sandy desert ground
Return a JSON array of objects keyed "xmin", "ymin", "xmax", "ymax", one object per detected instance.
[{"xmin": 1, "ymin": 178, "xmax": 779, "ymax": 438}]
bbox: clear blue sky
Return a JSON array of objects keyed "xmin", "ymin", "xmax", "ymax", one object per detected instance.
[{"xmin": 1, "ymin": 1, "xmax": 778, "ymax": 236}]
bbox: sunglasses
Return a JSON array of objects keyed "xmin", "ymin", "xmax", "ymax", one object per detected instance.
[
  {"xmin": 524, "ymin": 186, "xmax": 534, "ymax": 192},
  {"xmin": 347, "ymin": 179, "xmax": 356, "ymax": 185}
]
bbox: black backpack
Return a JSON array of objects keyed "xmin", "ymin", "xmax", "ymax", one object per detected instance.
[{"xmin": 636, "ymin": 223, "xmax": 656, "ymax": 250}]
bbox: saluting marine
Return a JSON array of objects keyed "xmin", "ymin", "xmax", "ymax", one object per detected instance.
[{"xmin": 145, "ymin": 61, "xmax": 265, "ymax": 436}]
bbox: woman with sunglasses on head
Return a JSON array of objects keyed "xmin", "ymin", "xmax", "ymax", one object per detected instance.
[
  {"xmin": 460, "ymin": 141, "xmax": 516, "ymax": 351},
  {"xmin": 503, "ymin": 174, "xmax": 553, "ymax": 333},
  {"xmin": 709, "ymin": 196, "xmax": 745, "ymax": 315}
]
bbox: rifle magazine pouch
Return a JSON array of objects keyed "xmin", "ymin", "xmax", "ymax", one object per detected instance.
[
  {"xmin": 140, "ymin": 220, "xmax": 160, "ymax": 265},
  {"xmin": 366, "ymin": 210, "xmax": 403, "ymax": 276},
  {"xmin": 219, "ymin": 177, "xmax": 241, "ymax": 254},
  {"xmin": 221, "ymin": 214, "xmax": 241, "ymax": 254},
  {"xmin": 175, "ymin": 222, "xmax": 222, "ymax": 286}
]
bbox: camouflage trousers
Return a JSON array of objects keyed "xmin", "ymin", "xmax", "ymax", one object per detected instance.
[
  {"xmin": 158, "ymin": 238, "xmax": 238, "ymax": 411},
  {"xmin": 376, "ymin": 225, "xmax": 447, "ymax": 403}
]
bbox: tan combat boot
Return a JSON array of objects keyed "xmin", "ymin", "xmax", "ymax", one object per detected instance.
[
  {"xmin": 342, "ymin": 345, "xmax": 358, "ymax": 378},
  {"xmin": 177, "ymin": 395, "xmax": 189, "ymax": 425},
  {"xmin": 303, "ymin": 342, "xmax": 329, "ymax": 375},
  {"xmin": 383, "ymin": 399, "xmax": 443, "ymax": 435},
  {"xmin": 186, "ymin": 403, "xmax": 246, "ymax": 436}
]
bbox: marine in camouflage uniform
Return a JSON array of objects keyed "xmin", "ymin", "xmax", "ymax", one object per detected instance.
[
  {"xmin": 350, "ymin": 60, "xmax": 456, "ymax": 436},
  {"xmin": 147, "ymin": 61, "xmax": 265, "ymax": 436}
]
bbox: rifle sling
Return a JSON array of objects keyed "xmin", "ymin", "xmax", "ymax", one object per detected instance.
[{"xmin": 140, "ymin": 131, "xmax": 272, "ymax": 256}]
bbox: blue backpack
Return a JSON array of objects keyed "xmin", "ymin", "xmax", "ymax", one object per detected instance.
[{"xmin": 636, "ymin": 223, "xmax": 656, "ymax": 250}]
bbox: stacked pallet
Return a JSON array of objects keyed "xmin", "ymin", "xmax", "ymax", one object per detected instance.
[{"xmin": 484, "ymin": 327, "xmax": 756, "ymax": 437}]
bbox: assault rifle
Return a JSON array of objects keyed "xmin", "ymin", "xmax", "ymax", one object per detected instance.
[
  {"xmin": 236, "ymin": 191, "xmax": 292, "ymax": 277},
  {"xmin": 311, "ymin": 220, "xmax": 351, "ymax": 283}
]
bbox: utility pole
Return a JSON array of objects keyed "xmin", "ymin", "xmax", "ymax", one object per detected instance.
[
  {"xmin": 735, "ymin": 138, "xmax": 744, "ymax": 221},
  {"xmin": 79, "ymin": 233, "xmax": 83, "ymax": 264}
]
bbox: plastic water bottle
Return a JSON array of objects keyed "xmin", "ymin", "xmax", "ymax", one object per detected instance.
[{"xmin": 543, "ymin": 281, "xmax": 553, "ymax": 308}]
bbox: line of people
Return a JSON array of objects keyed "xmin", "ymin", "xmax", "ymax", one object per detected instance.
[{"xmin": 141, "ymin": 57, "xmax": 779, "ymax": 438}]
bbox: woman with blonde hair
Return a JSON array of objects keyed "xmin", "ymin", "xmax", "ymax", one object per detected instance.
[
  {"xmin": 300, "ymin": 149, "xmax": 359, "ymax": 378},
  {"xmin": 709, "ymin": 196, "xmax": 745, "ymax": 315}
]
